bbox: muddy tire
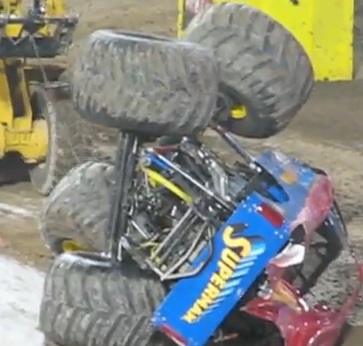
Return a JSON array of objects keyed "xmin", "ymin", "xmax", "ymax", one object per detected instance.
[
  {"xmin": 184, "ymin": 3, "xmax": 314, "ymax": 138},
  {"xmin": 40, "ymin": 161, "xmax": 114, "ymax": 254},
  {"xmin": 70, "ymin": 30, "xmax": 218, "ymax": 136},
  {"xmin": 39, "ymin": 253, "xmax": 171, "ymax": 346},
  {"xmin": 28, "ymin": 83, "xmax": 98, "ymax": 196}
]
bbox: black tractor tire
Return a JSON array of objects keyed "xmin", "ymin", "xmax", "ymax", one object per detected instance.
[
  {"xmin": 28, "ymin": 83, "xmax": 98, "ymax": 196},
  {"xmin": 69, "ymin": 30, "xmax": 218, "ymax": 136},
  {"xmin": 40, "ymin": 161, "xmax": 114, "ymax": 254},
  {"xmin": 184, "ymin": 3, "xmax": 314, "ymax": 139},
  {"xmin": 39, "ymin": 252, "xmax": 172, "ymax": 346}
]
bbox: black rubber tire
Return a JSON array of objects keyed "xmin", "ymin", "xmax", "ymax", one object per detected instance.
[
  {"xmin": 69, "ymin": 30, "xmax": 218, "ymax": 136},
  {"xmin": 184, "ymin": 3, "xmax": 314, "ymax": 138},
  {"xmin": 39, "ymin": 252, "xmax": 172, "ymax": 346},
  {"xmin": 28, "ymin": 83, "xmax": 98, "ymax": 196},
  {"xmin": 40, "ymin": 161, "xmax": 114, "ymax": 254}
]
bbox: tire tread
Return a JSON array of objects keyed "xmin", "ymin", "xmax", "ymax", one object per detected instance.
[
  {"xmin": 40, "ymin": 253, "xmax": 171, "ymax": 346},
  {"xmin": 71, "ymin": 30, "xmax": 218, "ymax": 136},
  {"xmin": 185, "ymin": 3, "xmax": 314, "ymax": 138},
  {"xmin": 40, "ymin": 161, "xmax": 115, "ymax": 253}
]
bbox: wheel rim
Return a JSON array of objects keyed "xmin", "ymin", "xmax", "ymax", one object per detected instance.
[
  {"xmin": 231, "ymin": 105, "xmax": 248, "ymax": 119},
  {"xmin": 61, "ymin": 239, "xmax": 87, "ymax": 252}
]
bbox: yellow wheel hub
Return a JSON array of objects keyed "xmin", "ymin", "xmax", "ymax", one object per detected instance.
[
  {"xmin": 231, "ymin": 106, "xmax": 248, "ymax": 119},
  {"xmin": 62, "ymin": 239, "xmax": 87, "ymax": 252}
]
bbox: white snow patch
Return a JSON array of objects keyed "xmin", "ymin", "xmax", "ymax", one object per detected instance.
[
  {"xmin": 0, "ymin": 255, "xmax": 45, "ymax": 346},
  {"xmin": 0, "ymin": 202, "xmax": 38, "ymax": 219}
]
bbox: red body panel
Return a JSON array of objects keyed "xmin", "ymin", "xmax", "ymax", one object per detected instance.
[
  {"xmin": 245, "ymin": 259, "xmax": 363, "ymax": 346},
  {"xmin": 244, "ymin": 175, "xmax": 363, "ymax": 346}
]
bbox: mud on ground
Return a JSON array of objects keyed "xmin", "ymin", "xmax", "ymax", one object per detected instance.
[{"xmin": 1, "ymin": 1, "xmax": 363, "ymax": 345}]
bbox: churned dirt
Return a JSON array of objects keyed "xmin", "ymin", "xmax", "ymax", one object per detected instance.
[{"xmin": 1, "ymin": 0, "xmax": 363, "ymax": 345}]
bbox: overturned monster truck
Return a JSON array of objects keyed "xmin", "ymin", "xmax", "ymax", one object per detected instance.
[{"xmin": 38, "ymin": 3, "xmax": 363, "ymax": 346}]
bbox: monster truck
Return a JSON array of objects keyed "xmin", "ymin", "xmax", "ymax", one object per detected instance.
[{"xmin": 38, "ymin": 4, "xmax": 362, "ymax": 346}]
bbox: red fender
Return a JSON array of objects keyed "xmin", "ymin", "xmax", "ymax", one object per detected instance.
[{"xmin": 244, "ymin": 260, "xmax": 363, "ymax": 346}]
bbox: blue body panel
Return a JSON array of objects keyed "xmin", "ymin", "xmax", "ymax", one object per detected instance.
[{"xmin": 152, "ymin": 150, "xmax": 322, "ymax": 346}]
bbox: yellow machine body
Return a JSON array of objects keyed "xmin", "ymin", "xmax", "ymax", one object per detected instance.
[
  {"xmin": 0, "ymin": 59, "xmax": 48, "ymax": 163},
  {"xmin": 177, "ymin": 0, "xmax": 355, "ymax": 81},
  {"xmin": 0, "ymin": 0, "xmax": 66, "ymax": 37},
  {"xmin": 0, "ymin": 0, "xmax": 72, "ymax": 163}
]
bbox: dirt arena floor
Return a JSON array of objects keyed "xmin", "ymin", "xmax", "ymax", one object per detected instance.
[{"xmin": 1, "ymin": 0, "xmax": 363, "ymax": 345}]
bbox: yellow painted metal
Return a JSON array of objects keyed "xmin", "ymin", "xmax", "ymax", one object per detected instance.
[
  {"xmin": 0, "ymin": 1, "xmax": 70, "ymax": 163},
  {"xmin": 4, "ymin": 119, "xmax": 48, "ymax": 163},
  {"xmin": 0, "ymin": 58, "xmax": 47, "ymax": 162},
  {"xmin": 0, "ymin": 59, "xmax": 33, "ymax": 129},
  {"xmin": 178, "ymin": 0, "xmax": 355, "ymax": 81},
  {"xmin": 231, "ymin": 106, "xmax": 247, "ymax": 119},
  {"xmin": 62, "ymin": 239, "xmax": 87, "ymax": 252},
  {"xmin": 142, "ymin": 167, "xmax": 193, "ymax": 204},
  {"xmin": 39, "ymin": 0, "xmax": 68, "ymax": 36},
  {"xmin": 0, "ymin": 0, "xmax": 68, "ymax": 38},
  {"xmin": 177, "ymin": 0, "xmax": 187, "ymax": 38},
  {"xmin": 0, "ymin": 0, "xmax": 23, "ymax": 37}
]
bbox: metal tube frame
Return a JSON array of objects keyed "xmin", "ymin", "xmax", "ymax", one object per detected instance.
[{"xmin": 108, "ymin": 132, "xmax": 139, "ymax": 263}]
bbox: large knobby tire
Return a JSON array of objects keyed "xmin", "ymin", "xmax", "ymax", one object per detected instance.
[
  {"xmin": 184, "ymin": 3, "xmax": 314, "ymax": 138},
  {"xmin": 39, "ymin": 253, "xmax": 172, "ymax": 346},
  {"xmin": 28, "ymin": 83, "xmax": 98, "ymax": 196},
  {"xmin": 40, "ymin": 161, "xmax": 114, "ymax": 254},
  {"xmin": 70, "ymin": 30, "xmax": 218, "ymax": 136}
]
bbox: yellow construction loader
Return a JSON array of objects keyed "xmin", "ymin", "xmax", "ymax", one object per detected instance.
[{"xmin": 0, "ymin": 0, "xmax": 94, "ymax": 195}]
